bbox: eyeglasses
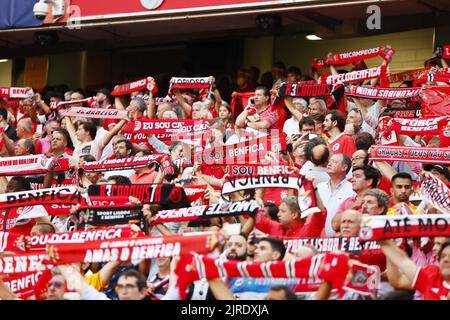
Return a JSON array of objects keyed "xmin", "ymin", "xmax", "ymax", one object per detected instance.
[
  {"xmin": 115, "ymin": 284, "xmax": 138, "ymax": 292},
  {"xmin": 48, "ymin": 281, "xmax": 64, "ymax": 289}
]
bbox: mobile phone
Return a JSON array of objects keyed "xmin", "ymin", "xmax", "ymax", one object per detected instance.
[
  {"xmin": 308, "ymin": 133, "xmax": 318, "ymax": 140},
  {"xmin": 36, "ymin": 124, "xmax": 43, "ymax": 135},
  {"xmin": 222, "ymin": 223, "xmax": 241, "ymax": 236}
]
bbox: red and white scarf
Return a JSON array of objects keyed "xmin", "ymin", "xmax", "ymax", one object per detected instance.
[
  {"xmin": 111, "ymin": 77, "xmax": 158, "ymax": 96},
  {"xmin": 0, "ymin": 253, "xmax": 50, "ymax": 276},
  {"xmin": 277, "ymin": 83, "xmax": 335, "ymax": 98},
  {"xmin": 80, "ymin": 154, "xmax": 169, "ymax": 173},
  {"xmin": 323, "ymin": 65, "xmax": 387, "ymax": 85},
  {"xmin": 0, "ymin": 87, "xmax": 34, "ymax": 99},
  {"xmin": 388, "ymin": 67, "xmax": 430, "ymax": 83},
  {"xmin": 420, "ymin": 86, "xmax": 450, "ymax": 117},
  {"xmin": 28, "ymin": 226, "xmax": 143, "ymax": 252},
  {"xmin": 2, "ymin": 270, "xmax": 48, "ymax": 299},
  {"xmin": 441, "ymin": 45, "xmax": 450, "ymax": 59},
  {"xmin": 43, "ymin": 232, "xmax": 223, "ymax": 265},
  {"xmin": 174, "ymin": 252, "xmax": 350, "ymax": 299},
  {"xmin": 195, "ymin": 136, "xmax": 285, "ymax": 165},
  {"xmin": 369, "ymin": 145, "xmax": 450, "ymax": 164},
  {"xmin": 360, "ymin": 214, "xmax": 450, "ymax": 241},
  {"xmin": 345, "ymin": 86, "xmax": 422, "ymax": 99},
  {"xmin": 421, "ymin": 172, "xmax": 450, "ymax": 214},
  {"xmin": 122, "ymin": 119, "xmax": 209, "ymax": 136},
  {"xmin": 386, "ymin": 116, "xmax": 449, "ymax": 136},
  {"xmin": 50, "ymin": 97, "xmax": 96, "ymax": 110},
  {"xmin": 183, "ymin": 185, "xmax": 208, "ymax": 204},
  {"xmin": 0, "ymin": 186, "xmax": 81, "ymax": 210},
  {"xmin": 0, "ymin": 155, "xmax": 71, "ymax": 176},
  {"xmin": 283, "ymin": 236, "xmax": 381, "ymax": 255},
  {"xmin": 228, "ymin": 164, "xmax": 296, "ymax": 176},
  {"xmin": 414, "ymin": 74, "xmax": 450, "ymax": 87},
  {"xmin": 169, "ymin": 77, "xmax": 212, "ymax": 92},
  {"xmin": 222, "ymin": 174, "xmax": 301, "ymax": 194},
  {"xmin": 59, "ymin": 106, "xmax": 128, "ymax": 120},
  {"xmin": 313, "ymin": 46, "xmax": 394, "ymax": 70},
  {"xmin": 0, "ymin": 232, "xmax": 27, "ymax": 253},
  {"xmin": 326, "ymin": 46, "xmax": 394, "ymax": 66}
]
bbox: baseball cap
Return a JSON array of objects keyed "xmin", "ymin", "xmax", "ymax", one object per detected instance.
[{"xmin": 422, "ymin": 164, "xmax": 450, "ymax": 181}]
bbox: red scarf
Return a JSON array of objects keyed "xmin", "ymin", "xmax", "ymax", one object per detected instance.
[
  {"xmin": 0, "ymin": 155, "xmax": 71, "ymax": 176},
  {"xmin": 322, "ymin": 65, "xmax": 387, "ymax": 85},
  {"xmin": 420, "ymin": 86, "xmax": 450, "ymax": 117},
  {"xmin": 387, "ymin": 116, "xmax": 449, "ymax": 136},
  {"xmin": 2, "ymin": 270, "xmax": 48, "ymax": 299},
  {"xmin": 420, "ymin": 172, "xmax": 450, "ymax": 214},
  {"xmin": 388, "ymin": 67, "xmax": 430, "ymax": 83},
  {"xmin": 43, "ymin": 233, "xmax": 223, "ymax": 265},
  {"xmin": 60, "ymin": 107, "xmax": 128, "ymax": 120},
  {"xmin": 0, "ymin": 186, "xmax": 81, "ymax": 210},
  {"xmin": 195, "ymin": 136, "xmax": 286, "ymax": 165},
  {"xmin": 369, "ymin": 145, "xmax": 450, "ymax": 164},
  {"xmin": 414, "ymin": 74, "xmax": 450, "ymax": 87},
  {"xmin": 360, "ymin": 214, "xmax": 450, "ymax": 241},
  {"xmin": 283, "ymin": 236, "xmax": 381, "ymax": 255},
  {"xmin": 0, "ymin": 253, "xmax": 50, "ymax": 276},
  {"xmin": 122, "ymin": 119, "xmax": 209, "ymax": 135},
  {"xmin": 442, "ymin": 45, "xmax": 450, "ymax": 59},
  {"xmin": 0, "ymin": 232, "xmax": 27, "ymax": 253},
  {"xmin": 50, "ymin": 97, "xmax": 96, "ymax": 110},
  {"xmin": 174, "ymin": 252, "xmax": 350, "ymax": 299},
  {"xmin": 222, "ymin": 174, "xmax": 301, "ymax": 194},
  {"xmin": 169, "ymin": 77, "xmax": 212, "ymax": 92},
  {"xmin": 111, "ymin": 77, "xmax": 158, "ymax": 96},
  {"xmin": 228, "ymin": 164, "xmax": 296, "ymax": 176},
  {"xmin": 0, "ymin": 87, "xmax": 34, "ymax": 99},
  {"xmin": 183, "ymin": 185, "xmax": 208, "ymax": 205},
  {"xmin": 345, "ymin": 86, "xmax": 421, "ymax": 99},
  {"xmin": 277, "ymin": 83, "xmax": 335, "ymax": 98},
  {"xmin": 313, "ymin": 46, "xmax": 394, "ymax": 70}
]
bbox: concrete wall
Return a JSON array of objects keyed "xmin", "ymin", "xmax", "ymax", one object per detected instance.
[
  {"xmin": 0, "ymin": 59, "xmax": 13, "ymax": 87},
  {"xmin": 47, "ymin": 51, "xmax": 83, "ymax": 89}
]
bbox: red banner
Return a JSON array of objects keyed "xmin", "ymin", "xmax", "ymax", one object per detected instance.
[
  {"xmin": 111, "ymin": 77, "xmax": 158, "ymax": 96},
  {"xmin": 44, "ymin": 233, "xmax": 223, "ymax": 265},
  {"xmin": 369, "ymin": 145, "xmax": 450, "ymax": 164},
  {"xmin": 420, "ymin": 86, "xmax": 450, "ymax": 117},
  {"xmin": 122, "ymin": 119, "xmax": 209, "ymax": 136}
]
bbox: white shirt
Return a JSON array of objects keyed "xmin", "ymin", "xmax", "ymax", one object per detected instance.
[
  {"xmin": 305, "ymin": 166, "xmax": 330, "ymax": 184},
  {"xmin": 317, "ymin": 179, "xmax": 355, "ymax": 237},
  {"xmin": 282, "ymin": 117, "xmax": 300, "ymax": 136}
]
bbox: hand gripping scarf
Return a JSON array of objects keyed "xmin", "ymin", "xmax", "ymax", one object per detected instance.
[
  {"xmin": 359, "ymin": 214, "xmax": 450, "ymax": 241},
  {"xmin": 0, "ymin": 155, "xmax": 71, "ymax": 176},
  {"xmin": 43, "ymin": 233, "xmax": 223, "ymax": 265},
  {"xmin": 111, "ymin": 77, "xmax": 158, "ymax": 96},
  {"xmin": 174, "ymin": 252, "xmax": 350, "ymax": 299}
]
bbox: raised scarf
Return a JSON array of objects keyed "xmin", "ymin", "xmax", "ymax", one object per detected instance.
[
  {"xmin": 0, "ymin": 155, "xmax": 71, "ymax": 176},
  {"xmin": 420, "ymin": 172, "xmax": 450, "ymax": 214},
  {"xmin": 80, "ymin": 154, "xmax": 172, "ymax": 174},
  {"xmin": 174, "ymin": 252, "xmax": 350, "ymax": 299},
  {"xmin": 345, "ymin": 86, "xmax": 422, "ymax": 99},
  {"xmin": 420, "ymin": 86, "xmax": 450, "ymax": 117},
  {"xmin": 322, "ymin": 65, "xmax": 387, "ymax": 85},
  {"xmin": 87, "ymin": 184, "xmax": 190, "ymax": 210},
  {"xmin": 169, "ymin": 77, "xmax": 212, "ymax": 92},
  {"xmin": 152, "ymin": 199, "xmax": 260, "ymax": 224},
  {"xmin": 111, "ymin": 77, "xmax": 158, "ymax": 96},
  {"xmin": 0, "ymin": 87, "xmax": 34, "ymax": 99},
  {"xmin": 59, "ymin": 106, "xmax": 128, "ymax": 120},
  {"xmin": 43, "ymin": 233, "xmax": 223, "ymax": 265},
  {"xmin": 360, "ymin": 214, "xmax": 450, "ymax": 241},
  {"xmin": 369, "ymin": 145, "xmax": 450, "ymax": 164},
  {"xmin": 0, "ymin": 186, "xmax": 81, "ymax": 210}
]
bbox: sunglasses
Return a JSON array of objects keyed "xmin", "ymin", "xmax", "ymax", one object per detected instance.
[{"xmin": 48, "ymin": 281, "xmax": 64, "ymax": 289}]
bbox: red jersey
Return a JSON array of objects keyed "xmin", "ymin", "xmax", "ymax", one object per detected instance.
[
  {"xmin": 327, "ymin": 132, "xmax": 356, "ymax": 158},
  {"xmin": 255, "ymin": 210, "xmax": 326, "ymax": 238},
  {"xmin": 413, "ymin": 265, "xmax": 450, "ymax": 300}
]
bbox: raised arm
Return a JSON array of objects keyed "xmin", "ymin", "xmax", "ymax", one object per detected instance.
[
  {"xmin": 174, "ymin": 89, "xmax": 192, "ymax": 118},
  {"xmin": 207, "ymin": 278, "xmax": 236, "ymax": 300},
  {"xmin": 284, "ymin": 97, "xmax": 304, "ymax": 121},
  {"xmin": 102, "ymin": 119, "xmax": 127, "ymax": 148},
  {"xmin": 379, "ymin": 239, "xmax": 419, "ymax": 282},
  {"xmin": 63, "ymin": 117, "xmax": 79, "ymax": 148}
]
